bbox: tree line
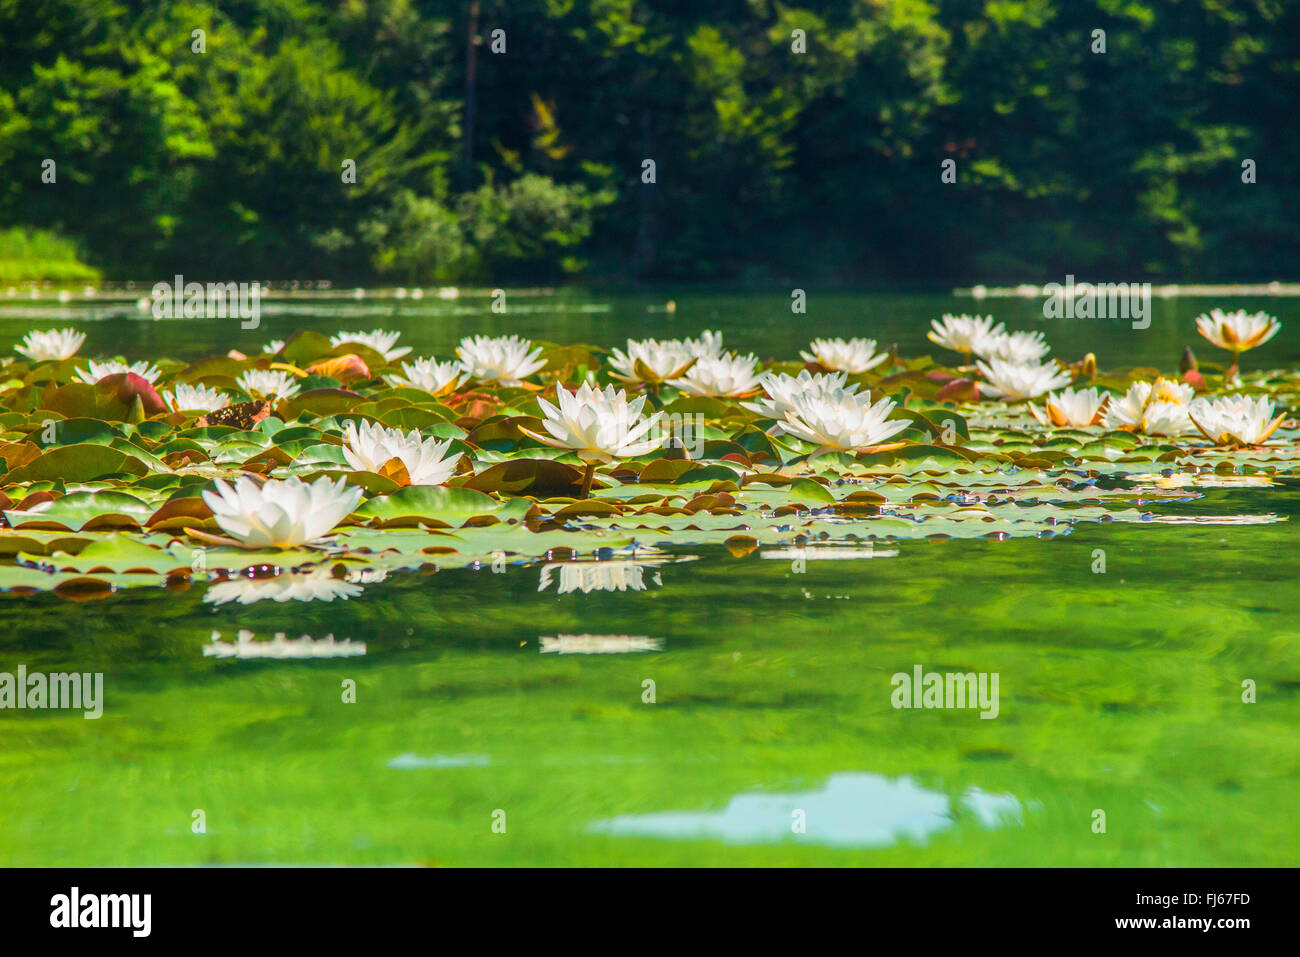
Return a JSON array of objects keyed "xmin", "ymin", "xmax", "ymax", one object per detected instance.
[{"xmin": 1, "ymin": 0, "xmax": 1295, "ymax": 284}]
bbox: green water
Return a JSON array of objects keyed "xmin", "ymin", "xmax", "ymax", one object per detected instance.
[
  {"xmin": 1, "ymin": 290, "xmax": 1298, "ymax": 866},
  {"xmin": 6, "ymin": 287, "xmax": 1299, "ymax": 369}
]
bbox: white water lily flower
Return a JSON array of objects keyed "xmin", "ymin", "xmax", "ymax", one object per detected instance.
[
  {"xmin": 75, "ymin": 359, "xmax": 162, "ymax": 385},
  {"xmin": 383, "ymin": 357, "xmax": 461, "ymax": 396},
  {"xmin": 608, "ymin": 338, "xmax": 697, "ymax": 385},
  {"xmin": 538, "ymin": 561, "xmax": 662, "ymax": 594},
  {"xmin": 1188, "ymin": 394, "xmax": 1285, "ymax": 447},
  {"xmin": 164, "ymin": 383, "xmax": 230, "ymax": 412},
  {"xmin": 1100, "ymin": 386, "xmax": 1150, "ymax": 432},
  {"xmin": 202, "ymin": 475, "xmax": 363, "ymax": 548},
  {"xmin": 237, "ymin": 368, "xmax": 301, "ymax": 400},
  {"xmin": 1028, "ymin": 387, "xmax": 1108, "ymax": 428},
  {"xmin": 329, "ymin": 329, "xmax": 412, "ymax": 361},
  {"xmin": 975, "ymin": 358, "xmax": 1072, "ymax": 400},
  {"xmin": 261, "ymin": 339, "xmax": 285, "ymax": 355},
  {"xmin": 1141, "ymin": 402, "xmax": 1194, "ymax": 437},
  {"xmin": 800, "ymin": 337, "xmax": 889, "ymax": 374},
  {"xmin": 928, "ymin": 314, "xmax": 1005, "ymax": 355},
  {"xmin": 670, "ymin": 352, "xmax": 762, "ymax": 397},
  {"xmin": 974, "ymin": 329, "xmax": 1051, "ymax": 363},
  {"xmin": 16, "ymin": 328, "xmax": 85, "ymax": 361},
  {"xmin": 456, "ymin": 334, "xmax": 546, "ymax": 386},
  {"xmin": 1151, "ymin": 377, "xmax": 1195, "ymax": 406},
  {"xmin": 780, "ymin": 390, "xmax": 910, "ymax": 454},
  {"xmin": 1195, "ymin": 309, "xmax": 1279, "ymax": 354},
  {"xmin": 203, "ymin": 568, "xmax": 363, "ymax": 606},
  {"xmin": 342, "ymin": 420, "xmax": 460, "ymax": 484},
  {"xmin": 530, "ymin": 382, "xmax": 663, "ymax": 463},
  {"xmin": 742, "ymin": 369, "xmax": 857, "ymax": 421},
  {"xmin": 684, "ymin": 329, "xmax": 725, "ymax": 358},
  {"xmin": 1102, "ymin": 380, "xmax": 1195, "ymax": 436}
]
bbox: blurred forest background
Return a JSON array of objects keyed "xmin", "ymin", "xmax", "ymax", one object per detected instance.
[{"xmin": 0, "ymin": 0, "xmax": 1296, "ymax": 284}]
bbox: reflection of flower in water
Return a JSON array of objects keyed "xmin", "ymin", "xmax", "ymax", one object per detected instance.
[
  {"xmin": 538, "ymin": 560, "xmax": 664, "ymax": 594},
  {"xmin": 760, "ymin": 545, "xmax": 898, "ymax": 560},
  {"xmin": 540, "ymin": 634, "xmax": 662, "ymax": 655},
  {"xmin": 345, "ymin": 568, "xmax": 389, "ymax": 584},
  {"xmin": 1131, "ymin": 471, "xmax": 1274, "ymax": 490},
  {"xmin": 204, "ymin": 629, "xmax": 366, "ymax": 659},
  {"xmin": 1146, "ymin": 513, "xmax": 1279, "ymax": 526},
  {"xmin": 203, "ymin": 568, "xmax": 363, "ymax": 605}
]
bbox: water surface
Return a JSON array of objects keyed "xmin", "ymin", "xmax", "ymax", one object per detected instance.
[{"xmin": 1, "ymin": 289, "xmax": 1296, "ymax": 866}]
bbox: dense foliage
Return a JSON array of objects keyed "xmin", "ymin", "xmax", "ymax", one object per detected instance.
[{"xmin": 1, "ymin": 0, "xmax": 1295, "ymax": 283}]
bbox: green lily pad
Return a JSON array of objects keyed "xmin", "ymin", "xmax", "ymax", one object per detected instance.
[
  {"xmin": 461, "ymin": 459, "xmax": 588, "ymax": 496},
  {"xmin": 353, "ymin": 485, "xmax": 503, "ymax": 526},
  {"xmin": 3, "ymin": 443, "xmax": 150, "ymax": 483},
  {"xmin": 281, "ymin": 388, "xmax": 364, "ymax": 418},
  {"xmin": 3, "ymin": 490, "xmax": 155, "ymax": 530}
]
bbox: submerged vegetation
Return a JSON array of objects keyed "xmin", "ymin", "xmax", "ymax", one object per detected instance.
[{"xmin": 0, "ymin": 311, "xmax": 1295, "ymax": 602}]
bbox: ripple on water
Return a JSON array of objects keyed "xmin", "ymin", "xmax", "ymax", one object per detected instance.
[{"xmin": 387, "ymin": 753, "xmax": 491, "ymax": 769}]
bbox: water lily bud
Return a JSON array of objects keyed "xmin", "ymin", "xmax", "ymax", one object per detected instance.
[{"xmin": 96, "ymin": 371, "xmax": 167, "ymax": 417}]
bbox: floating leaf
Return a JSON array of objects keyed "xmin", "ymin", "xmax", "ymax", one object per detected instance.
[
  {"xmin": 354, "ymin": 485, "xmax": 503, "ymax": 527},
  {"xmin": 281, "ymin": 388, "xmax": 364, "ymax": 418},
  {"xmin": 307, "ymin": 354, "xmax": 371, "ymax": 383},
  {"xmin": 3, "ymin": 443, "xmax": 149, "ymax": 483},
  {"xmin": 461, "ymin": 459, "xmax": 588, "ymax": 496}
]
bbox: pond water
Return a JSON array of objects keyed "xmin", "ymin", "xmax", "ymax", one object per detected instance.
[{"xmin": 1, "ymin": 288, "xmax": 1297, "ymax": 866}]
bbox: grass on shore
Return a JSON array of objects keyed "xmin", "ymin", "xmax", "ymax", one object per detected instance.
[{"xmin": 0, "ymin": 227, "xmax": 101, "ymax": 283}]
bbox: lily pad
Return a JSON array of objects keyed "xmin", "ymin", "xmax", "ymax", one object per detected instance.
[
  {"xmin": 353, "ymin": 485, "xmax": 504, "ymax": 526},
  {"xmin": 3, "ymin": 443, "xmax": 150, "ymax": 483}
]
